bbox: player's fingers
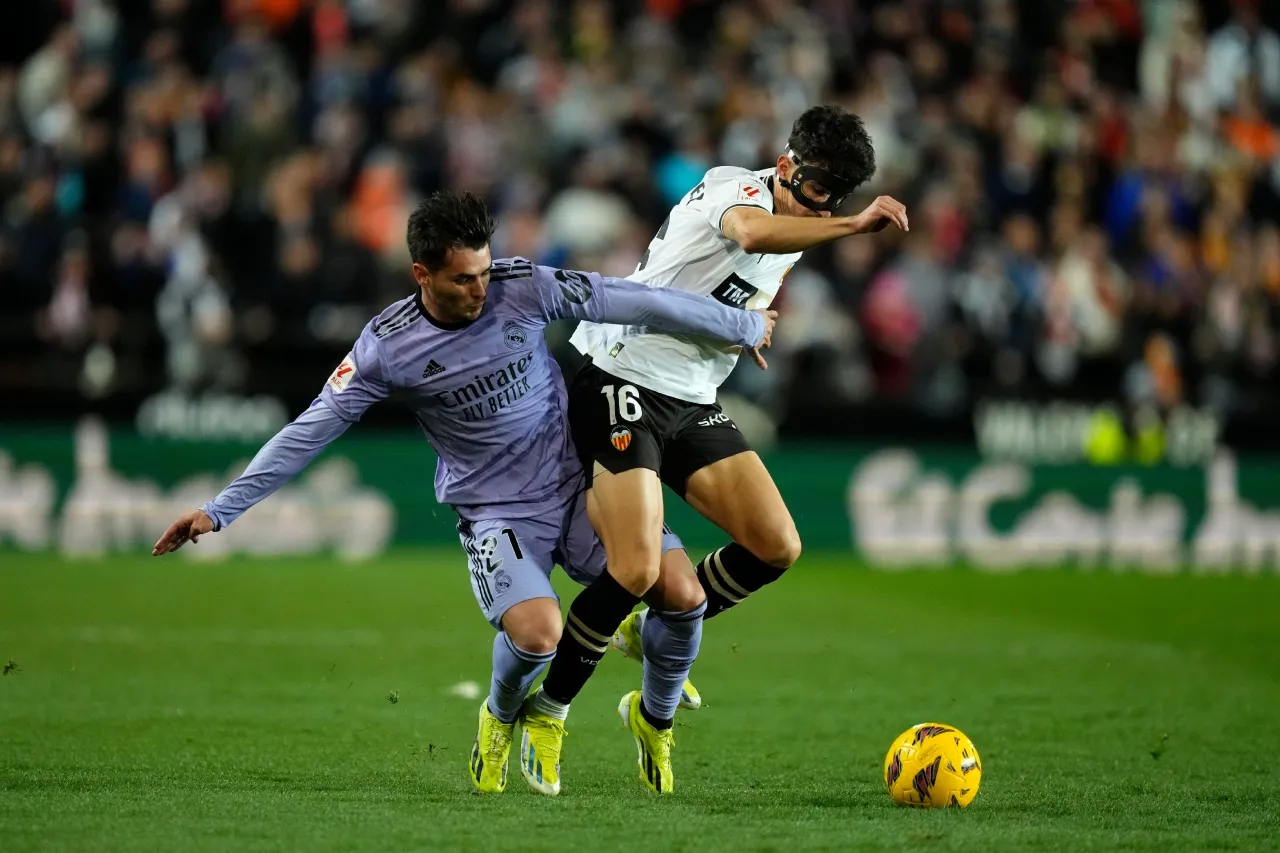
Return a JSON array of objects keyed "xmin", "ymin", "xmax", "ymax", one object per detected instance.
[
  {"xmin": 154, "ymin": 523, "xmax": 182, "ymax": 553},
  {"xmin": 887, "ymin": 199, "xmax": 909, "ymax": 231},
  {"xmin": 750, "ymin": 347, "xmax": 768, "ymax": 370},
  {"xmin": 874, "ymin": 200, "xmax": 897, "ymax": 224}
]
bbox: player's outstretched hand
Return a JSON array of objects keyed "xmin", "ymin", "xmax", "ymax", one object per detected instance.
[
  {"xmin": 152, "ymin": 509, "xmax": 214, "ymax": 556},
  {"xmin": 851, "ymin": 196, "xmax": 909, "ymax": 234},
  {"xmin": 749, "ymin": 309, "xmax": 778, "ymax": 370}
]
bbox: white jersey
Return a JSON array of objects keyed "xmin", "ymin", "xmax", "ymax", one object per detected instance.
[{"xmin": 569, "ymin": 166, "xmax": 801, "ymax": 404}]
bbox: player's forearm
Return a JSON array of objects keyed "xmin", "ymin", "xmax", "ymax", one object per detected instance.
[
  {"xmin": 595, "ymin": 277, "xmax": 765, "ymax": 347},
  {"xmin": 202, "ymin": 402, "xmax": 351, "ymax": 530},
  {"xmin": 730, "ymin": 213, "xmax": 860, "ymax": 254}
]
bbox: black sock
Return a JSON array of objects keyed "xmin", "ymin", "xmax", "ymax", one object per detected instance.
[
  {"xmin": 696, "ymin": 543, "xmax": 786, "ymax": 619},
  {"xmin": 540, "ymin": 570, "xmax": 640, "ymax": 705},
  {"xmin": 640, "ymin": 699, "xmax": 673, "ymax": 731}
]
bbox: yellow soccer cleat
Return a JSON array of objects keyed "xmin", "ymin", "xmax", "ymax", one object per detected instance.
[
  {"xmin": 618, "ymin": 689, "xmax": 675, "ymax": 794},
  {"xmin": 519, "ymin": 696, "xmax": 565, "ymax": 796},
  {"xmin": 612, "ymin": 611, "xmax": 702, "ymax": 711},
  {"xmin": 468, "ymin": 700, "xmax": 514, "ymax": 793}
]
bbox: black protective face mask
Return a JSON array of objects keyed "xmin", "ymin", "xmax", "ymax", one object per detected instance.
[{"xmin": 780, "ymin": 148, "xmax": 856, "ymax": 212}]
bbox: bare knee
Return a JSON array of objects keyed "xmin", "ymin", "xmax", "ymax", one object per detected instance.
[
  {"xmin": 648, "ymin": 556, "xmax": 706, "ymax": 613},
  {"xmin": 501, "ymin": 598, "xmax": 562, "ymax": 654},
  {"xmin": 610, "ymin": 548, "xmax": 662, "ymax": 597},
  {"xmin": 655, "ymin": 563, "xmax": 706, "ymax": 612},
  {"xmin": 753, "ymin": 525, "xmax": 802, "ymax": 570}
]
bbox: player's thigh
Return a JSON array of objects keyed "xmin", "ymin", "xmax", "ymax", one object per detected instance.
[
  {"xmin": 562, "ymin": 484, "xmax": 695, "ymax": 606},
  {"xmin": 566, "ymin": 360, "xmax": 690, "ymax": 593},
  {"xmin": 456, "ymin": 515, "xmax": 560, "ymax": 644},
  {"xmin": 585, "ymin": 464, "xmax": 666, "ymax": 595},
  {"xmin": 681, "ymin": 450, "xmax": 802, "ymax": 569}
]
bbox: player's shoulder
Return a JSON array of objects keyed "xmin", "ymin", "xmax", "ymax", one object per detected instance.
[
  {"xmin": 370, "ymin": 294, "xmax": 422, "ymax": 341},
  {"xmin": 486, "ymin": 257, "xmax": 542, "ymax": 311},
  {"xmin": 489, "ymin": 256, "xmax": 536, "ymax": 284},
  {"xmin": 702, "ymin": 165, "xmax": 769, "ymax": 186},
  {"xmin": 700, "ymin": 165, "xmax": 774, "ymax": 213}
]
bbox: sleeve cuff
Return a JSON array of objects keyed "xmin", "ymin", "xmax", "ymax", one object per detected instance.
[{"xmin": 201, "ymin": 501, "xmax": 226, "ymax": 532}]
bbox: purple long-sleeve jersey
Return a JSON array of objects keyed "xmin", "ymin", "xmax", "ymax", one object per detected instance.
[{"xmin": 201, "ymin": 258, "xmax": 765, "ymax": 529}]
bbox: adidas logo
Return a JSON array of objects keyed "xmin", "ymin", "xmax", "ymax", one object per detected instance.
[{"xmin": 422, "ymin": 359, "xmax": 446, "ymax": 378}]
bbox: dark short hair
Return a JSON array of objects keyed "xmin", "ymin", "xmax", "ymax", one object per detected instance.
[
  {"xmin": 406, "ymin": 191, "xmax": 496, "ymax": 271},
  {"xmin": 787, "ymin": 105, "xmax": 876, "ymax": 189}
]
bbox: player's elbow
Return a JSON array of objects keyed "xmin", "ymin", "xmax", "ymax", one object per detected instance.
[{"xmin": 734, "ymin": 224, "xmax": 767, "ymax": 254}]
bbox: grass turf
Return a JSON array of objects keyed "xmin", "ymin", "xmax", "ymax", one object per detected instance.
[{"xmin": 1, "ymin": 550, "xmax": 1278, "ymax": 852}]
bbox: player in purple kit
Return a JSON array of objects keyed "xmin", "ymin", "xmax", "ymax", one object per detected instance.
[{"xmin": 151, "ymin": 191, "xmax": 775, "ymax": 797}]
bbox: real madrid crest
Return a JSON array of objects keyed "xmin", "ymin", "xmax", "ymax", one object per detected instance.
[{"xmin": 502, "ymin": 320, "xmax": 528, "ymax": 350}]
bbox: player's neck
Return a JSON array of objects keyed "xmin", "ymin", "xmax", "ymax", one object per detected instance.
[{"xmin": 767, "ymin": 174, "xmax": 787, "ymax": 215}]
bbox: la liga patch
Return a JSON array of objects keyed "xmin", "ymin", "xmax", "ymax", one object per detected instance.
[
  {"xmin": 738, "ymin": 182, "xmax": 764, "ymax": 202},
  {"xmin": 327, "ymin": 354, "xmax": 357, "ymax": 393}
]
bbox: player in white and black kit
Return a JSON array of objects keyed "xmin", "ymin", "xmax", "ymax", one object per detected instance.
[{"xmin": 526, "ymin": 106, "xmax": 910, "ymax": 793}]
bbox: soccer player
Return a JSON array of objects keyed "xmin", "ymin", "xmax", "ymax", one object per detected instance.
[
  {"xmin": 527, "ymin": 105, "xmax": 909, "ymax": 792},
  {"xmin": 150, "ymin": 191, "xmax": 776, "ymax": 797}
]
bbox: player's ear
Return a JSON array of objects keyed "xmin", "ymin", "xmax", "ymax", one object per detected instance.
[
  {"xmin": 411, "ymin": 262, "xmax": 431, "ymax": 289},
  {"xmin": 776, "ymin": 154, "xmax": 792, "ymax": 179}
]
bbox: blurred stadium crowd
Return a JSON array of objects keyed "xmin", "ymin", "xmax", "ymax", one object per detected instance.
[{"xmin": 2, "ymin": 0, "xmax": 1279, "ymax": 433}]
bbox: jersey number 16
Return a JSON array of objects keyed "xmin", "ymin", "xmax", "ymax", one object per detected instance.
[{"xmin": 601, "ymin": 384, "xmax": 643, "ymax": 425}]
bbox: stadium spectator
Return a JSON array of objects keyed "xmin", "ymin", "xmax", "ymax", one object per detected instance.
[{"xmin": 2, "ymin": 0, "xmax": 1279, "ymax": 437}]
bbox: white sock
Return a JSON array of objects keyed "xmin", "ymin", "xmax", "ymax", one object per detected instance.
[{"xmin": 531, "ymin": 687, "xmax": 569, "ymax": 721}]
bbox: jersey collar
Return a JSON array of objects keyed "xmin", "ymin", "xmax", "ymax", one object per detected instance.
[{"xmin": 416, "ymin": 290, "xmax": 477, "ymax": 331}]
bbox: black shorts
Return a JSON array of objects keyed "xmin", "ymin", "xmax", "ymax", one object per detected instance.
[{"xmin": 567, "ymin": 359, "xmax": 751, "ymax": 497}]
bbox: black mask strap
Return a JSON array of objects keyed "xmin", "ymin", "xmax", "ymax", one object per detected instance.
[{"xmin": 781, "ymin": 148, "xmax": 855, "ymax": 212}]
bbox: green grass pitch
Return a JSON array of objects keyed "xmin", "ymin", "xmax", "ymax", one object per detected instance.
[{"xmin": 2, "ymin": 550, "xmax": 1278, "ymax": 852}]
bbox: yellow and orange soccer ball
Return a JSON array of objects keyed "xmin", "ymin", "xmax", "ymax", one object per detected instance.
[{"xmin": 883, "ymin": 723, "xmax": 982, "ymax": 808}]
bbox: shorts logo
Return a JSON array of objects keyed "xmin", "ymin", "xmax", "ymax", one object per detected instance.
[
  {"xmin": 326, "ymin": 354, "xmax": 357, "ymax": 393},
  {"xmin": 493, "ymin": 570, "xmax": 512, "ymax": 593},
  {"xmin": 502, "ymin": 321, "xmax": 527, "ymax": 350},
  {"xmin": 610, "ymin": 426, "xmax": 632, "ymax": 452},
  {"xmin": 697, "ymin": 412, "xmax": 733, "ymax": 428}
]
